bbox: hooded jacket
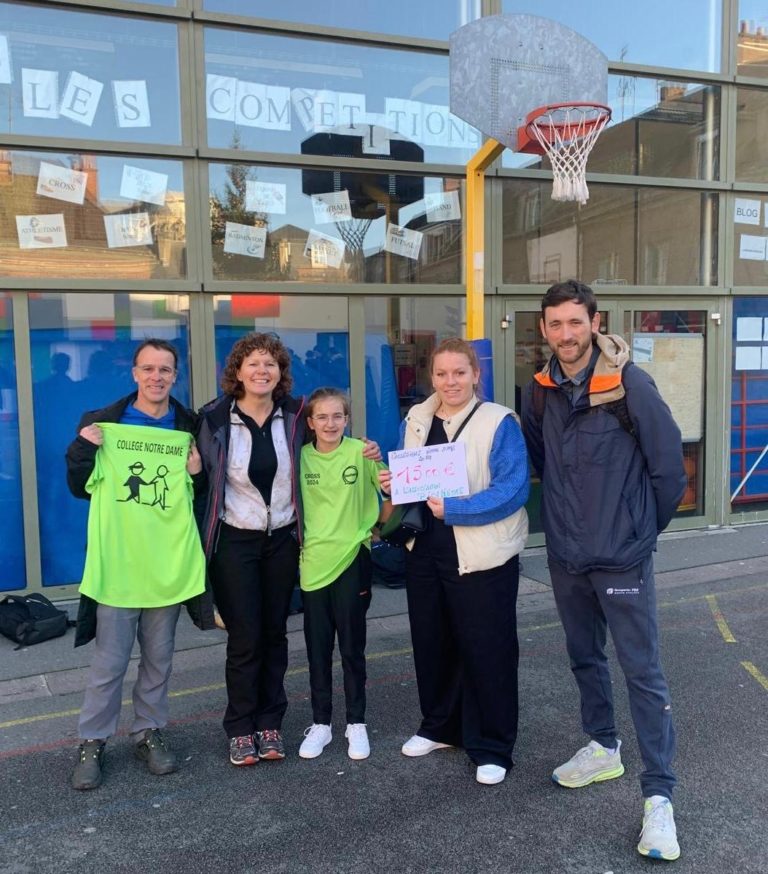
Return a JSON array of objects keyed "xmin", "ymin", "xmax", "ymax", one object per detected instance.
[
  {"xmin": 64, "ymin": 392, "xmax": 216, "ymax": 646},
  {"xmin": 195, "ymin": 393, "xmax": 306, "ymax": 562},
  {"xmin": 522, "ymin": 333, "xmax": 687, "ymax": 574}
]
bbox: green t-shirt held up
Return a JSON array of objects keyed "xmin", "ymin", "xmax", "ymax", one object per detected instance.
[
  {"xmin": 299, "ymin": 437, "xmax": 383, "ymax": 592},
  {"xmin": 79, "ymin": 422, "xmax": 206, "ymax": 608}
]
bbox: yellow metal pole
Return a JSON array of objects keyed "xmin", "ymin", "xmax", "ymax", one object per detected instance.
[{"xmin": 465, "ymin": 138, "xmax": 505, "ymax": 340}]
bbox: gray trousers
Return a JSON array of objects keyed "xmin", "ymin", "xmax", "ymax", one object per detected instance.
[
  {"xmin": 77, "ymin": 603, "xmax": 181, "ymax": 742},
  {"xmin": 549, "ymin": 556, "xmax": 676, "ymax": 800}
]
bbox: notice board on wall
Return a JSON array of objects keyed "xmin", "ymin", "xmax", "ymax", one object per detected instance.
[{"xmin": 631, "ymin": 333, "xmax": 704, "ymax": 442}]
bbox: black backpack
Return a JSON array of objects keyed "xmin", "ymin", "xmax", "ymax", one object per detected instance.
[{"xmin": 0, "ymin": 593, "xmax": 75, "ymax": 650}]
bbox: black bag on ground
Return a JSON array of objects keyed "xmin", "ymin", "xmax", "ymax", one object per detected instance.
[
  {"xmin": 0, "ymin": 594, "xmax": 74, "ymax": 650},
  {"xmin": 379, "ymin": 501, "xmax": 427, "ymax": 547}
]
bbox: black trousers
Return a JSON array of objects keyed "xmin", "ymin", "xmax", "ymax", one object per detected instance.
[
  {"xmin": 209, "ymin": 522, "xmax": 299, "ymax": 738},
  {"xmin": 302, "ymin": 546, "xmax": 372, "ymax": 724},
  {"xmin": 406, "ymin": 526, "xmax": 520, "ymax": 769}
]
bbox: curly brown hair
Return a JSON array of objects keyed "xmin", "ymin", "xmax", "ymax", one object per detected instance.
[{"xmin": 220, "ymin": 332, "xmax": 293, "ymax": 401}]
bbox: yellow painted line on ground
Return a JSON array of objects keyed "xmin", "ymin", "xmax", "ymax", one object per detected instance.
[
  {"xmin": 705, "ymin": 594, "xmax": 737, "ymax": 643},
  {"xmin": 0, "ymin": 707, "xmax": 83, "ymax": 729},
  {"xmin": 741, "ymin": 661, "xmax": 768, "ymax": 692}
]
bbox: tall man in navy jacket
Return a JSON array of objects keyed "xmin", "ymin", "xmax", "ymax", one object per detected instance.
[{"xmin": 522, "ymin": 281, "xmax": 687, "ymax": 862}]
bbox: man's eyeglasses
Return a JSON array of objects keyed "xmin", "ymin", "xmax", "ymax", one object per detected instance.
[{"xmin": 310, "ymin": 413, "xmax": 347, "ymax": 424}]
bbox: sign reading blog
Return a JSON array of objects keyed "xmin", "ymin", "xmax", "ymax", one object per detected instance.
[
  {"xmin": 120, "ymin": 165, "xmax": 168, "ymax": 206},
  {"xmin": 388, "ymin": 443, "xmax": 469, "ymax": 505},
  {"xmin": 304, "ymin": 229, "xmax": 346, "ymax": 269},
  {"xmin": 223, "ymin": 222, "xmax": 267, "ymax": 258},
  {"xmin": 385, "ymin": 223, "xmax": 423, "ymax": 261},
  {"xmin": 735, "ymin": 198, "xmax": 761, "ymax": 226},
  {"xmin": 311, "ymin": 190, "xmax": 352, "ymax": 224},
  {"xmin": 245, "ymin": 181, "xmax": 287, "ymax": 214},
  {"xmin": 16, "ymin": 214, "xmax": 67, "ymax": 249},
  {"xmin": 36, "ymin": 162, "xmax": 87, "ymax": 205},
  {"xmin": 0, "ymin": 34, "xmax": 12, "ymax": 85},
  {"xmin": 104, "ymin": 212, "xmax": 153, "ymax": 248},
  {"xmin": 425, "ymin": 190, "xmax": 461, "ymax": 222}
]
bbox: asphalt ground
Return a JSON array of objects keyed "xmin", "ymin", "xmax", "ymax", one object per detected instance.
[{"xmin": 1, "ymin": 528, "xmax": 768, "ymax": 873}]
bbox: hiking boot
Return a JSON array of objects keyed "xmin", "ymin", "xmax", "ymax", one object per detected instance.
[
  {"xmin": 345, "ymin": 723, "xmax": 370, "ymax": 760},
  {"xmin": 552, "ymin": 739, "xmax": 624, "ymax": 788},
  {"xmin": 135, "ymin": 728, "xmax": 178, "ymax": 776},
  {"xmin": 71, "ymin": 739, "xmax": 105, "ymax": 790},
  {"xmin": 256, "ymin": 729, "xmax": 285, "ymax": 760},
  {"xmin": 401, "ymin": 735, "xmax": 453, "ymax": 757},
  {"xmin": 637, "ymin": 796, "xmax": 681, "ymax": 861},
  {"xmin": 299, "ymin": 724, "xmax": 332, "ymax": 759},
  {"xmin": 229, "ymin": 734, "xmax": 258, "ymax": 766}
]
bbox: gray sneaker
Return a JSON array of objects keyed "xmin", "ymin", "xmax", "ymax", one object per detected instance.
[
  {"xmin": 552, "ymin": 739, "xmax": 624, "ymax": 788},
  {"xmin": 71, "ymin": 739, "xmax": 105, "ymax": 790},
  {"xmin": 637, "ymin": 796, "xmax": 681, "ymax": 861},
  {"xmin": 135, "ymin": 728, "xmax": 178, "ymax": 776}
]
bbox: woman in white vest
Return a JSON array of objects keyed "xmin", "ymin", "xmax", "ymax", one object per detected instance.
[{"xmin": 380, "ymin": 337, "xmax": 529, "ymax": 785}]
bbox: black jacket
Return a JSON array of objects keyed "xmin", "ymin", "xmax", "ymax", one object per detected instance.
[
  {"xmin": 195, "ymin": 393, "xmax": 306, "ymax": 562},
  {"xmin": 65, "ymin": 392, "xmax": 216, "ymax": 646},
  {"xmin": 522, "ymin": 334, "xmax": 687, "ymax": 574}
]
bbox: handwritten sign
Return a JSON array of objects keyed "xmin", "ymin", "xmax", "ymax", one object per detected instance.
[{"xmin": 388, "ymin": 443, "xmax": 469, "ymax": 505}]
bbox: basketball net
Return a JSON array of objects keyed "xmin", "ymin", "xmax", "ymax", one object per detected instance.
[{"xmin": 524, "ymin": 103, "xmax": 611, "ymax": 206}]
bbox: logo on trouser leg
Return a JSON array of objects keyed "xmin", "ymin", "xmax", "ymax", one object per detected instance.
[{"xmin": 605, "ymin": 587, "xmax": 640, "ymax": 596}]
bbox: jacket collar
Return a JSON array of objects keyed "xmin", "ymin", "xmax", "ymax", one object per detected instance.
[{"xmin": 534, "ymin": 333, "xmax": 630, "ymax": 405}]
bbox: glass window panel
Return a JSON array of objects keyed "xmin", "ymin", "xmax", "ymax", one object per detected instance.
[
  {"xmin": 624, "ymin": 309, "xmax": 706, "ymax": 517},
  {"xmin": 500, "ymin": 1, "xmax": 721, "ymax": 71},
  {"xmin": 504, "ymin": 77, "xmax": 720, "ymax": 181},
  {"xmin": 0, "ymin": 294, "xmax": 25, "ymax": 590},
  {"xmin": 731, "ymin": 299, "xmax": 768, "ymax": 510},
  {"xmin": 0, "ymin": 150, "xmax": 186, "ymax": 280},
  {"xmin": 735, "ymin": 88, "xmax": 768, "ymax": 183},
  {"xmin": 364, "ymin": 296, "xmax": 465, "ymax": 454},
  {"xmin": 733, "ymin": 193, "xmax": 768, "ymax": 285},
  {"xmin": 30, "ymin": 293, "xmax": 190, "ymax": 586},
  {"xmin": 204, "ymin": 29, "xmax": 480, "ymax": 163},
  {"xmin": 737, "ymin": 3, "xmax": 768, "ymax": 76},
  {"xmin": 0, "ymin": 3, "xmax": 181, "ymax": 144},
  {"xmin": 202, "ymin": 0, "xmax": 480, "ymax": 40},
  {"xmin": 213, "ymin": 292, "xmax": 350, "ymax": 413},
  {"xmin": 501, "ymin": 181, "xmax": 718, "ymax": 286},
  {"xmin": 210, "ymin": 163, "xmax": 462, "ymax": 284}
]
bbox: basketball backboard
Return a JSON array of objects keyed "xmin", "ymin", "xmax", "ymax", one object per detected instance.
[{"xmin": 449, "ymin": 14, "xmax": 608, "ymax": 152}]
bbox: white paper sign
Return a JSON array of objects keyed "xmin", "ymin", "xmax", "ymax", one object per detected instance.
[
  {"xmin": 388, "ymin": 443, "xmax": 469, "ymax": 505},
  {"xmin": 112, "ymin": 80, "xmax": 151, "ymax": 128},
  {"xmin": 385, "ymin": 223, "xmax": 423, "ymax": 260},
  {"xmin": 104, "ymin": 212, "xmax": 153, "ymax": 248},
  {"xmin": 0, "ymin": 34, "xmax": 12, "ymax": 85},
  {"xmin": 120, "ymin": 165, "xmax": 168, "ymax": 206},
  {"xmin": 59, "ymin": 71, "xmax": 103, "ymax": 127},
  {"xmin": 16, "ymin": 213, "xmax": 67, "ymax": 249},
  {"xmin": 736, "ymin": 317, "xmax": 763, "ymax": 342},
  {"xmin": 235, "ymin": 80, "xmax": 291, "ymax": 130},
  {"xmin": 735, "ymin": 198, "xmax": 761, "ymax": 226},
  {"xmin": 735, "ymin": 346, "xmax": 762, "ymax": 371},
  {"xmin": 223, "ymin": 222, "xmax": 267, "ymax": 258},
  {"xmin": 206, "ymin": 74, "xmax": 237, "ymax": 121},
  {"xmin": 36, "ymin": 162, "xmax": 87, "ymax": 205},
  {"xmin": 312, "ymin": 190, "xmax": 352, "ymax": 224},
  {"xmin": 291, "ymin": 87, "xmax": 317, "ymax": 132},
  {"xmin": 304, "ymin": 229, "xmax": 346, "ymax": 269},
  {"xmin": 632, "ymin": 337, "xmax": 654, "ymax": 363},
  {"xmin": 740, "ymin": 234, "xmax": 767, "ymax": 261},
  {"xmin": 313, "ymin": 90, "xmax": 366, "ymax": 133},
  {"xmin": 425, "ymin": 190, "xmax": 461, "ymax": 222},
  {"xmin": 245, "ymin": 181, "xmax": 287, "ymax": 214},
  {"xmin": 22, "ymin": 68, "xmax": 58, "ymax": 118},
  {"xmin": 361, "ymin": 123, "xmax": 391, "ymax": 156}
]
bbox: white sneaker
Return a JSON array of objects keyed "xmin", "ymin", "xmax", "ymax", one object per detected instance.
[
  {"xmin": 476, "ymin": 764, "xmax": 506, "ymax": 785},
  {"xmin": 401, "ymin": 735, "xmax": 453, "ymax": 757},
  {"xmin": 552, "ymin": 739, "xmax": 624, "ymax": 788},
  {"xmin": 637, "ymin": 795, "xmax": 681, "ymax": 861},
  {"xmin": 298, "ymin": 724, "xmax": 332, "ymax": 759},
  {"xmin": 345, "ymin": 723, "xmax": 370, "ymax": 760}
]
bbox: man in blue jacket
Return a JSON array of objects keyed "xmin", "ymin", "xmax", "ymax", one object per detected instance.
[{"xmin": 522, "ymin": 281, "xmax": 687, "ymax": 862}]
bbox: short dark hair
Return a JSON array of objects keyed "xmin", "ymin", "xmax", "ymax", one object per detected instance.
[
  {"xmin": 220, "ymin": 332, "xmax": 292, "ymax": 401},
  {"xmin": 133, "ymin": 339, "xmax": 178, "ymax": 368},
  {"xmin": 306, "ymin": 386, "xmax": 350, "ymax": 418},
  {"xmin": 541, "ymin": 280, "xmax": 597, "ymax": 320}
]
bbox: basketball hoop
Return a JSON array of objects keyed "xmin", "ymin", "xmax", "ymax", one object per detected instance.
[{"xmin": 517, "ymin": 102, "xmax": 611, "ymax": 205}]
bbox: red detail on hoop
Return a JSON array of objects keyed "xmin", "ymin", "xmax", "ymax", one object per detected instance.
[{"xmin": 516, "ymin": 102, "xmax": 612, "ymax": 154}]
